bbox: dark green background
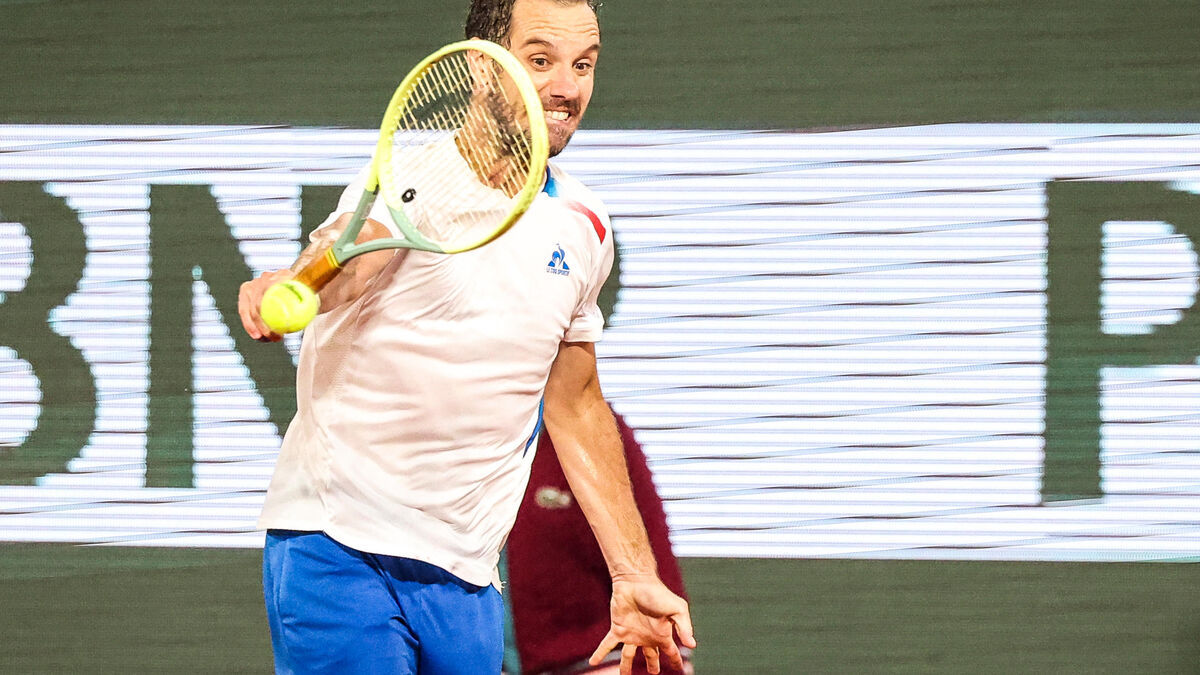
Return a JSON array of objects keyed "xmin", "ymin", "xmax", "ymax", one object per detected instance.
[
  {"xmin": 2, "ymin": 0, "xmax": 1199, "ymax": 128},
  {"xmin": 4, "ymin": 546, "xmax": 1200, "ymax": 674},
  {"xmin": 2, "ymin": 0, "xmax": 1200, "ymax": 672}
]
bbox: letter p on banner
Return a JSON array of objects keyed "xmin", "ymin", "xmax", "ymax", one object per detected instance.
[{"xmin": 1044, "ymin": 181, "xmax": 1200, "ymax": 503}]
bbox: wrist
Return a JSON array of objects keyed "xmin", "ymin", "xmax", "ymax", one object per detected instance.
[{"xmin": 610, "ymin": 570, "xmax": 659, "ymax": 584}]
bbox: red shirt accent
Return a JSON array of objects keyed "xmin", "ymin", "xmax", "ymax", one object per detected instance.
[{"xmin": 566, "ymin": 200, "xmax": 607, "ymax": 244}]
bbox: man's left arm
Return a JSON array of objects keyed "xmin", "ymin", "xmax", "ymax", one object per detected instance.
[{"xmin": 542, "ymin": 340, "xmax": 697, "ymax": 675}]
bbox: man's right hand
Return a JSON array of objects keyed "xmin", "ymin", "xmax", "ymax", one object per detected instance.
[{"xmin": 238, "ymin": 269, "xmax": 294, "ymax": 342}]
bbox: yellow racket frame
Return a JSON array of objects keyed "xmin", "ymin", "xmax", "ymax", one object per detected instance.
[{"xmin": 290, "ymin": 39, "xmax": 549, "ymax": 297}]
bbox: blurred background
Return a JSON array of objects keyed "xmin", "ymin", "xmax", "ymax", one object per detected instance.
[{"xmin": 3, "ymin": 0, "xmax": 1200, "ymax": 672}]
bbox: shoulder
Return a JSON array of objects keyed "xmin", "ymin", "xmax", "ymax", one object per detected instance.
[{"xmin": 545, "ymin": 162, "xmax": 612, "ymax": 247}]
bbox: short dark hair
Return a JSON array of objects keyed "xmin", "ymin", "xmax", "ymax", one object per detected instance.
[{"xmin": 464, "ymin": 0, "xmax": 599, "ymax": 45}]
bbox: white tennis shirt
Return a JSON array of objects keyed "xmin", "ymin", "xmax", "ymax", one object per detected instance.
[{"xmin": 258, "ymin": 146, "xmax": 614, "ymax": 587}]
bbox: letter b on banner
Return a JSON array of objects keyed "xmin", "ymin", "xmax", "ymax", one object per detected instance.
[{"xmin": 1044, "ymin": 182, "xmax": 1200, "ymax": 502}]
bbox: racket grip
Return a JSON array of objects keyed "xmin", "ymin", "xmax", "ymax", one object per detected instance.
[{"xmin": 291, "ymin": 248, "xmax": 342, "ymax": 294}]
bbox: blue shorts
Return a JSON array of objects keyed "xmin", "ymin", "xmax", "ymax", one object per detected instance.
[{"xmin": 263, "ymin": 530, "xmax": 503, "ymax": 674}]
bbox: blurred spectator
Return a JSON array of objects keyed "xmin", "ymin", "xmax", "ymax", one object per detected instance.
[{"xmin": 503, "ymin": 408, "xmax": 693, "ymax": 674}]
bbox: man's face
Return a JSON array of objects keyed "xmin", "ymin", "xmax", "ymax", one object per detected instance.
[{"xmin": 506, "ymin": 0, "xmax": 600, "ymax": 157}]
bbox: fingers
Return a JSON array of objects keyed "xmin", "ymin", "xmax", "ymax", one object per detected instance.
[
  {"xmin": 238, "ymin": 281, "xmax": 265, "ymax": 340},
  {"xmin": 589, "ymin": 631, "xmax": 621, "ymax": 667},
  {"xmin": 658, "ymin": 638, "xmax": 683, "ymax": 673},
  {"xmin": 591, "ymin": 635, "xmax": 680, "ymax": 675},
  {"xmin": 671, "ymin": 608, "xmax": 697, "ymax": 649},
  {"xmin": 642, "ymin": 645, "xmax": 660, "ymax": 675},
  {"xmin": 239, "ymin": 282, "xmax": 279, "ymax": 342},
  {"xmin": 238, "ymin": 271, "xmax": 288, "ymax": 342},
  {"xmin": 620, "ymin": 643, "xmax": 637, "ymax": 675}
]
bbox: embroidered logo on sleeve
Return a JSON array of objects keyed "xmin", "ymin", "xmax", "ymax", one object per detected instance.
[{"xmin": 546, "ymin": 244, "xmax": 571, "ymax": 276}]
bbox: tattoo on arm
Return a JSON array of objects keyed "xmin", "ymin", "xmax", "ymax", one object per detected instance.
[
  {"xmin": 290, "ymin": 220, "xmax": 344, "ymax": 273},
  {"xmin": 291, "ymin": 217, "xmax": 397, "ymax": 311},
  {"xmin": 289, "ymin": 242, "xmax": 327, "ymax": 274}
]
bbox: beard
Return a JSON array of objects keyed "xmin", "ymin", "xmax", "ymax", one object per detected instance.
[
  {"xmin": 544, "ymin": 97, "xmax": 582, "ymax": 158},
  {"xmin": 548, "ymin": 126, "xmax": 576, "ymax": 157}
]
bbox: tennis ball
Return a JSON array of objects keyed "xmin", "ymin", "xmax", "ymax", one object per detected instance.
[{"xmin": 260, "ymin": 280, "xmax": 319, "ymax": 334}]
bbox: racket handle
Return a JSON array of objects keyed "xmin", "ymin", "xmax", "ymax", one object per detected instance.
[
  {"xmin": 292, "ymin": 248, "xmax": 342, "ymax": 293},
  {"xmin": 259, "ymin": 249, "xmax": 339, "ymax": 335}
]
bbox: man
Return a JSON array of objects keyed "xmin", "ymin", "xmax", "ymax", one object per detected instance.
[{"xmin": 237, "ymin": 1, "xmax": 695, "ymax": 673}]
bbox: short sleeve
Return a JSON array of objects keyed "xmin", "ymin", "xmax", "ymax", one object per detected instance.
[
  {"xmin": 310, "ymin": 161, "xmax": 403, "ymax": 243},
  {"xmin": 562, "ymin": 214, "xmax": 615, "ymax": 343}
]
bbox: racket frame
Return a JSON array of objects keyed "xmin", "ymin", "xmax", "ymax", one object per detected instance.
[{"xmin": 292, "ymin": 39, "xmax": 548, "ymax": 292}]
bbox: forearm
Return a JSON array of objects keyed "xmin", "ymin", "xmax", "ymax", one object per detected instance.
[
  {"xmin": 544, "ymin": 346, "xmax": 658, "ymax": 579},
  {"xmin": 293, "ymin": 215, "xmax": 399, "ymax": 313},
  {"xmin": 546, "ymin": 345, "xmax": 697, "ymax": 674}
]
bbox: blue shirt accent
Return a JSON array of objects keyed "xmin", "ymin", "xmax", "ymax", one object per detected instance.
[
  {"xmin": 523, "ymin": 398, "xmax": 545, "ymax": 456},
  {"xmin": 542, "ymin": 167, "xmax": 559, "ymax": 198}
]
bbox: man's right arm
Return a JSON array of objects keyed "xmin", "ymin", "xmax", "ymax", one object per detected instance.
[{"xmin": 237, "ymin": 214, "xmax": 402, "ymax": 341}]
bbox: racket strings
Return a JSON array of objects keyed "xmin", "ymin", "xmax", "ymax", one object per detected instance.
[
  {"xmin": 380, "ymin": 49, "xmax": 537, "ymax": 250},
  {"xmin": 446, "ymin": 54, "xmax": 531, "ymax": 196}
]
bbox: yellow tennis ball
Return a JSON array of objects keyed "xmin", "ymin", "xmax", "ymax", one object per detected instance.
[{"xmin": 260, "ymin": 280, "xmax": 319, "ymax": 334}]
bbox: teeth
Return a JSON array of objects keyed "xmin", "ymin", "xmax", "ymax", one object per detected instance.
[{"xmin": 547, "ymin": 110, "xmax": 569, "ymax": 121}]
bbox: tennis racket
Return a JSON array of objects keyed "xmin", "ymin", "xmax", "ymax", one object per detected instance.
[{"xmin": 259, "ymin": 39, "xmax": 549, "ymax": 334}]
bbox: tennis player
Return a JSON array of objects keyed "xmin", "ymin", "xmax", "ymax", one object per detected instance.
[{"xmin": 237, "ymin": 0, "xmax": 695, "ymax": 673}]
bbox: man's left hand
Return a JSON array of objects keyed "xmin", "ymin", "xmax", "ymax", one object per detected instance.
[{"xmin": 588, "ymin": 575, "xmax": 696, "ymax": 675}]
